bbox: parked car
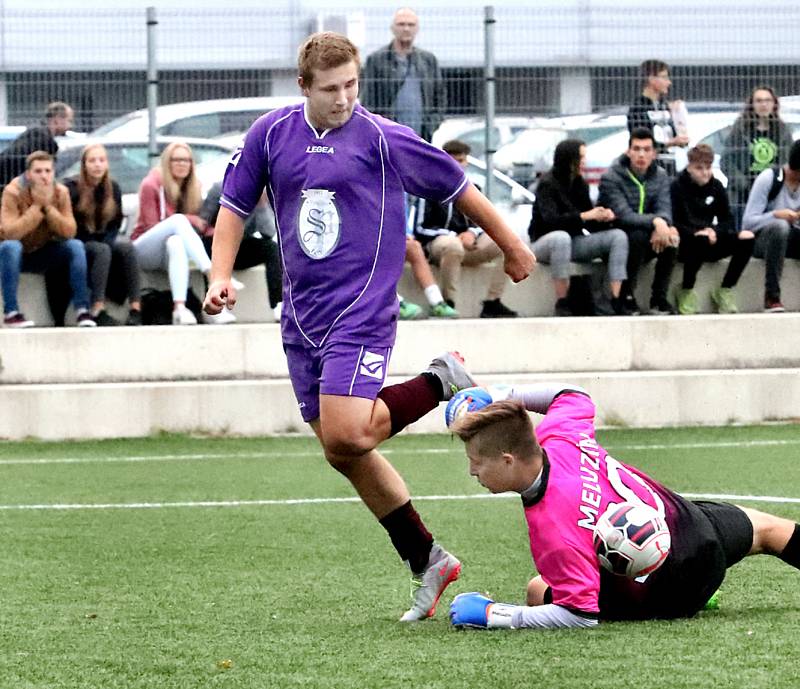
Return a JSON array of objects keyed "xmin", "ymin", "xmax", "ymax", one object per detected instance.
[
  {"xmin": 0, "ymin": 125, "xmax": 27, "ymax": 153},
  {"xmin": 89, "ymin": 96, "xmax": 304, "ymax": 141},
  {"xmin": 581, "ymin": 110, "xmax": 800, "ymax": 195},
  {"xmin": 55, "ymin": 136, "xmax": 234, "ymax": 233},
  {"xmin": 491, "ymin": 114, "xmax": 627, "ymax": 187},
  {"xmin": 463, "ymin": 155, "xmax": 535, "ymax": 239},
  {"xmin": 431, "ymin": 116, "xmax": 544, "ymax": 159}
]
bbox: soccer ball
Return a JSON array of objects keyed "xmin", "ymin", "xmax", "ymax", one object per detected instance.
[{"xmin": 593, "ymin": 501, "xmax": 671, "ymax": 578}]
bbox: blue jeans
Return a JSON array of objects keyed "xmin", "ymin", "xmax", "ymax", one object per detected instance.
[{"xmin": 0, "ymin": 239, "xmax": 90, "ymax": 314}]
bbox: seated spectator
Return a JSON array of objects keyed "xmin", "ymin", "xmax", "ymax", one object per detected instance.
[
  {"xmin": 598, "ymin": 127, "xmax": 679, "ymax": 315},
  {"xmin": 721, "ymin": 86, "xmax": 794, "ymax": 233},
  {"xmin": 201, "ymin": 182, "xmax": 282, "ymax": 322},
  {"xmin": 63, "ymin": 143, "xmax": 142, "ymax": 326},
  {"xmin": 0, "ymin": 151, "xmax": 95, "ymax": 327},
  {"xmin": 671, "ymin": 144, "xmax": 754, "ymax": 315},
  {"xmin": 131, "ymin": 142, "xmax": 231, "ymax": 325},
  {"xmin": 416, "ymin": 139, "xmax": 518, "ymax": 319},
  {"xmin": 529, "ymin": 138, "xmax": 630, "ymax": 316},
  {"xmin": 741, "ymin": 139, "xmax": 800, "ymax": 312},
  {"xmin": 398, "ymin": 235, "xmax": 459, "ymax": 319}
]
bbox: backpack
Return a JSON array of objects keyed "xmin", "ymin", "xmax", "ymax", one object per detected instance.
[
  {"xmin": 141, "ymin": 287, "xmax": 203, "ymax": 325},
  {"xmin": 768, "ymin": 165, "xmax": 785, "ymax": 203}
]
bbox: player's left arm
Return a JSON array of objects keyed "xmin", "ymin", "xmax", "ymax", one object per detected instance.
[
  {"xmin": 450, "ymin": 593, "xmax": 598, "ymax": 630},
  {"xmin": 453, "ymin": 183, "xmax": 535, "ymax": 283}
]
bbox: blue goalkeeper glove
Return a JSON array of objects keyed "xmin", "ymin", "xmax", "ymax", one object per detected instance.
[
  {"xmin": 445, "ymin": 387, "xmax": 493, "ymax": 428},
  {"xmin": 449, "ymin": 592, "xmax": 494, "ymax": 628}
]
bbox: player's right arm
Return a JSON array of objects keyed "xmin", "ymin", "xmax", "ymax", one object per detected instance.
[
  {"xmin": 450, "ymin": 593, "xmax": 598, "ymax": 630},
  {"xmin": 203, "ymin": 116, "xmax": 271, "ymax": 314},
  {"xmin": 204, "ymin": 207, "xmax": 245, "ymax": 314},
  {"xmin": 453, "ymin": 183, "xmax": 535, "ymax": 283}
]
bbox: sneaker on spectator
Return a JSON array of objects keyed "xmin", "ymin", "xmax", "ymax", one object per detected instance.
[
  {"xmin": 676, "ymin": 288, "xmax": 698, "ymax": 315},
  {"xmin": 620, "ymin": 293, "xmax": 641, "ymax": 316},
  {"xmin": 172, "ymin": 304, "xmax": 198, "ymax": 325},
  {"xmin": 711, "ymin": 287, "xmax": 738, "ymax": 314},
  {"xmin": 480, "ymin": 298, "xmax": 518, "ymax": 318},
  {"xmin": 430, "ymin": 301, "xmax": 459, "ymax": 318},
  {"xmin": 554, "ymin": 297, "xmax": 573, "ymax": 317},
  {"xmin": 3, "ymin": 311, "xmax": 34, "ymax": 328},
  {"xmin": 202, "ymin": 308, "xmax": 237, "ymax": 325},
  {"xmin": 649, "ymin": 298, "xmax": 676, "ymax": 316},
  {"xmin": 126, "ymin": 309, "xmax": 143, "ymax": 326},
  {"xmin": 764, "ymin": 296, "xmax": 785, "ymax": 313},
  {"xmin": 93, "ymin": 310, "xmax": 119, "ymax": 327},
  {"xmin": 76, "ymin": 310, "xmax": 97, "ymax": 327},
  {"xmin": 399, "ymin": 299, "xmax": 426, "ymax": 320}
]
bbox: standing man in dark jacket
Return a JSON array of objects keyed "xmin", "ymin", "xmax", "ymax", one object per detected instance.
[
  {"xmin": 671, "ymin": 144, "xmax": 754, "ymax": 315},
  {"xmin": 361, "ymin": 8, "xmax": 444, "ymax": 143},
  {"xmin": 598, "ymin": 127, "xmax": 679, "ymax": 314},
  {"xmin": 0, "ymin": 102, "xmax": 74, "ymax": 192}
]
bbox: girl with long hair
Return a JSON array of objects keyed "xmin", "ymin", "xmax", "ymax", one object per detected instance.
[
  {"xmin": 64, "ymin": 143, "xmax": 142, "ymax": 325},
  {"xmin": 131, "ymin": 141, "xmax": 232, "ymax": 325},
  {"xmin": 721, "ymin": 86, "xmax": 794, "ymax": 231},
  {"xmin": 529, "ymin": 138, "xmax": 630, "ymax": 316}
]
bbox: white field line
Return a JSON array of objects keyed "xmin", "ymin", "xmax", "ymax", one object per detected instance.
[
  {"xmin": 0, "ymin": 492, "xmax": 798, "ymax": 512},
  {"xmin": 1, "ymin": 437, "xmax": 799, "ymax": 467}
]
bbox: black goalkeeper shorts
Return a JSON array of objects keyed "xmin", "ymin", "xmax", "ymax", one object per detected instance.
[{"xmin": 598, "ymin": 500, "xmax": 753, "ymax": 621}]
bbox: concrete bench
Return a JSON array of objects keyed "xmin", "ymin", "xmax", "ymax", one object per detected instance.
[
  {"xmin": 4, "ymin": 256, "xmax": 800, "ymax": 325},
  {"xmin": 1, "ymin": 265, "xmax": 276, "ymax": 326}
]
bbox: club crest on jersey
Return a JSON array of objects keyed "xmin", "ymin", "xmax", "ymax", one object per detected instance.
[
  {"xmin": 298, "ymin": 189, "xmax": 340, "ymax": 259},
  {"xmin": 359, "ymin": 351, "xmax": 385, "ymax": 380}
]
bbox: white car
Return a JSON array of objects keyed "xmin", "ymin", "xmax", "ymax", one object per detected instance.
[
  {"xmin": 463, "ymin": 155, "xmax": 535, "ymax": 239},
  {"xmin": 583, "ymin": 110, "xmax": 800, "ymax": 194},
  {"xmin": 89, "ymin": 96, "xmax": 304, "ymax": 141},
  {"xmin": 55, "ymin": 136, "xmax": 234, "ymax": 234},
  {"xmin": 431, "ymin": 116, "xmax": 544, "ymax": 159},
  {"xmin": 492, "ymin": 114, "xmax": 627, "ymax": 187}
]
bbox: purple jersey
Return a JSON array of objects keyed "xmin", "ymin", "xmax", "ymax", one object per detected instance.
[
  {"xmin": 220, "ymin": 102, "xmax": 467, "ymax": 347},
  {"xmin": 525, "ymin": 392, "xmax": 687, "ymax": 615}
]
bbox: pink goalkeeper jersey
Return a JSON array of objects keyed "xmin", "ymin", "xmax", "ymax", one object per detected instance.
[{"xmin": 525, "ymin": 392, "xmax": 680, "ymax": 615}]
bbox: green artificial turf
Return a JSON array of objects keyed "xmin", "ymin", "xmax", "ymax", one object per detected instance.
[{"xmin": 0, "ymin": 426, "xmax": 798, "ymax": 688}]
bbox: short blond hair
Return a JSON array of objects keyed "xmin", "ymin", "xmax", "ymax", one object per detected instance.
[
  {"xmin": 298, "ymin": 32, "xmax": 360, "ymax": 86},
  {"xmin": 452, "ymin": 399, "xmax": 540, "ymax": 460}
]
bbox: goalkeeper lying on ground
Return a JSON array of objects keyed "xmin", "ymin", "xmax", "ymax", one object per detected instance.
[{"xmin": 445, "ymin": 383, "xmax": 800, "ymax": 629}]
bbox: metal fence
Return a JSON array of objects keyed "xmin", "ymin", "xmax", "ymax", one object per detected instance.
[{"xmin": 1, "ymin": 3, "xmax": 799, "ymax": 131}]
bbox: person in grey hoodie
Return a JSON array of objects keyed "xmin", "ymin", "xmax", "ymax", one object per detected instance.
[
  {"xmin": 741, "ymin": 139, "xmax": 800, "ymax": 312},
  {"xmin": 597, "ymin": 127, "xmax": 680, "ymax": 315}
]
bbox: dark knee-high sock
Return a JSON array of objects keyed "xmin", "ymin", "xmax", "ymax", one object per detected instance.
[
  {"xmin": 377, "ymin": 374, "xmax": 441, "ymax": 437},
  {"xmin": 779, "ymin": 524, "xmax": 800, "ymax": 569},
  {"xmin": 379, "ymin": 500, "xmax": 434, "ymax": 574}
]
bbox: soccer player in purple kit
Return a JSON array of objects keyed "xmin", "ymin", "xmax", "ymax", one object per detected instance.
[
  {"xmin": 202, "ymin": 32, "xmax": 535, "ymax": 621},
  {"xmin": 445, "ymin": 383, "xmax": 800, "ymax": 630}
]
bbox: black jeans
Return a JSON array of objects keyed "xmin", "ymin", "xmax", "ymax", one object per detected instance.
[
  {"xmin": 202, "ymin": 234, "xmax": 282, "ymax": 309},
  {"xmin": 678, "ymin": 232, "xmax": 755, "ymax": 290},
  {"xmin": 625, "ymin": 228, "xmax": 677, "ymax": 304}
]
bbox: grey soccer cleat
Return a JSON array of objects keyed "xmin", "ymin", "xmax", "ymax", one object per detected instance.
[
  {"xmin": 425, "ymin": 351, "xmax": 476, "ymax": 401},
  {"xmin": 399, "ymin": 544, "xmax": 462, "ymax": 622}
]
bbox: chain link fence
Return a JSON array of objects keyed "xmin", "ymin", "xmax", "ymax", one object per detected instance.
[{"xmin": 0, "ymin": 4, "xmax": 798, "ymax": 131}]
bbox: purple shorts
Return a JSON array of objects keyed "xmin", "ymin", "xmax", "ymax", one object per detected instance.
[{"xmin": 284, "ymin": 341, "xmax": 394, "ymax": 422}]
